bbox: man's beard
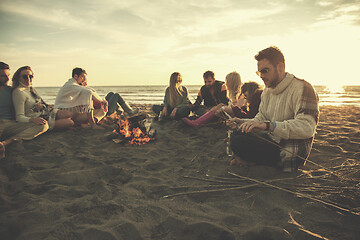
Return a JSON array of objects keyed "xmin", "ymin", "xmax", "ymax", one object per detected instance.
[{"xmin": 268, "ymin": 71, "xmax": 281, "ymax": 88}]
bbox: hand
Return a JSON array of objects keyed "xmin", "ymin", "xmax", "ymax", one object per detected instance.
[
  {"xmin": 161, "ymin": 107, "xmax": 168, "ymax": 117},
  {"xmin": 30, "ymin": 117, "xmax": 47, "ymax": 125},
  {"xmin": 226, "ymin": 118, "xmax": 244, "ymax": 130},
  {"xmin": 237, "ymin": 95, "xmax": 247, "ymax": 107},
  {"xmin": 34, "ymin": 102, "xmax": 43, "ymax": 112},
  {"xmin": 170, "ymin": 108, "xmax": 178, "ymax": 119},
  {"xmin": 101, "ymin": 100, "xmax": 108, "ymax": 107},
  {"xmin": 238, "ymin": 120, "xmax": 266, "ymax": 133}
]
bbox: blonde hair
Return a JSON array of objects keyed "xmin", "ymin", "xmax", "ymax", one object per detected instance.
[
  {"xmin": 225, "ymin": 71, "xmax": 241, "ymax": 103},
  {"xmin": 169, "ymin": 72, "xmax": 183, "ymax": 108}
]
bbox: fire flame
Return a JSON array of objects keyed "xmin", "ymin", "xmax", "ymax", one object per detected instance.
[{"xmin": 115, "ymin": 118, "xmax": 152, "ymax": 145}]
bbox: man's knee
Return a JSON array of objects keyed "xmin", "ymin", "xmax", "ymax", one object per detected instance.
[{"xmin": 105, "ymin": 92, "xmax": 115, "ymax": 100}]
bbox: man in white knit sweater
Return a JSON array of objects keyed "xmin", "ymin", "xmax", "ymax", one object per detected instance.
[{"xmin": 228, "ymin": 46, "xmax": 319, "ymax": 172}]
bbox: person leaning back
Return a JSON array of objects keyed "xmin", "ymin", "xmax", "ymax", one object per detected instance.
[
  {"xmin": 0, "ymin": 62, "xmax": 48, "ymax": 159},
  {"xmin": 227, "ymin": 46, "xmax": 319, "ymax": 172}
]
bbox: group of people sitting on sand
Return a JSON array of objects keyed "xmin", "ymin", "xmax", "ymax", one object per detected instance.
[
  {"xmin": 0, "ymin": 46, "xmax": 319, "ymax": 173},
  {"xmin": 0, "ymin": 64, "xmax": 138, "ymax": 158}
]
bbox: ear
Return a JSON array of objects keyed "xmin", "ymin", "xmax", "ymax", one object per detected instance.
[{"xmin": 277, "ymin": 62, "xmax": 285, "ymax": 72}]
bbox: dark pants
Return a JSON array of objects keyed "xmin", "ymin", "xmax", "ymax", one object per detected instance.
[
  {"xmin": 152, "ymin": 105, "xmax": 190, "ymax": 120},
  {"xmin": 105, "ymin": 92, "xmax": 126, "ymax": 115},
  {"xmin": 230, "ymin": 131, "xmax": 281, "ymax": 168},
  {"xmin": 192, "ymin": 105, "xmax": 211, "ymax": 116}
]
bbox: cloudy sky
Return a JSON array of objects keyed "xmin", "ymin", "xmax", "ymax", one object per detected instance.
[{"xmin": 1, "ymin": 0, "xmax": 359, "ymax": 88}]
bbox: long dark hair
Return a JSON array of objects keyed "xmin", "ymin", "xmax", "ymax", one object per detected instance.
[
  {"xmin": 241, "ymin": 82, "xmax": 261, "ymax": 102},
  {"xmin": 12, "ymin": 66, "xmax": 32, "ymax": 88}
]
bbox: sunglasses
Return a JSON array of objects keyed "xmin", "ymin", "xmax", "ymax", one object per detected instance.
[
  {"xmin": 256, "ymin": 68, "xmax": 269, "ymax": 76},
  {"xmin": 22, "ymin": 74, "xmax": 34, "ymax": 80}
]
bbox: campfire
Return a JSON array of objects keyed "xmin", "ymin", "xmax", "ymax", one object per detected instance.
[{"xmin": 111, "ymin": 113, "xmax": 155, "ymax": 145}]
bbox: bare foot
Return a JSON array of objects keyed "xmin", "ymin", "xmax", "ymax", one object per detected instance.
[{"xmin": 0, "ymin": 142, "xmax": 5, "ymax": 159}]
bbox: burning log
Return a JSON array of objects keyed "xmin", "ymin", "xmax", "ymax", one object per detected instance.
[{"xmin": 111, "ymin": 113, "xmax": 156, "ymax": 145}]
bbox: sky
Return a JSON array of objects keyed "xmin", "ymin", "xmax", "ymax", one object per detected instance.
[{"xmin": 0, "ymin": 0, "xmax": 359, "ymax": 89}]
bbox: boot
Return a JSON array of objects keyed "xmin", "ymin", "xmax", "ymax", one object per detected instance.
[
  {"xmin": 182, "ymin": 110, "xmax": 216, "ymax": 128},
  {"xmin": 119, "ymin": 100, "xmax": 139, "ymax": 116}
]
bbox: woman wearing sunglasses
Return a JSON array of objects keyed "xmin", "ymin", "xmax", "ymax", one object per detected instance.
[{"xmin": 12, "ymin": 66, "xmax": 74, "ymax": 130}]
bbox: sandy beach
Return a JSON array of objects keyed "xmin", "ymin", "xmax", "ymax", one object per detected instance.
[{"xmin": 0, "ymin": 105, "xmax": 359, "ymax": 240}]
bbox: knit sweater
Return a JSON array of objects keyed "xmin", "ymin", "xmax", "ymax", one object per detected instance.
[
  {"xmin": 253, "ymin": 73, "xmax": 319, "ymax": 171},
  {"xmin": 12, "ymin": 86, "xmax": 42, "ymax": 122}
]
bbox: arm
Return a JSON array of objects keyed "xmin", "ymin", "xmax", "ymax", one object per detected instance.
[
  {"xmin": 12, "ymin": 90, "xmax": 32, "ymax": 123},
  {"xmin": 193, "ymin": 90, "xmax": 203, "ymax": 106},
  {"xmin": 162, "ymin": 88, "xmax": 170, "ymax": 117},
  {"xmin": 91, "ymin": 90, "xmax": 108, "ymax": 107},
  {"xmin": 273, "ymin": 82, "xmax": 318, "ymax": 140},
  {"xmin": 219, "ymin": 84, "xmax": 229, "ymax": 104},
  {"xmin": 243, "ymin": 81, "xmax": 318, "ymax": 139},
  {"xmin": 13, "ymin": 89, "xmax": 47, "ymax": 125}
]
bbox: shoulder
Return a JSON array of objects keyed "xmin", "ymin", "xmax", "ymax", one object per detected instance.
[
  {"xmin": 290, "ymin": 77, "xmax": 317, "ymax": 95},
  {"xmin": 12, "ymin": 87, "xmax": 24, "ymax": 95},
  {"xmin": 215, "ymin": 80, "xmax": 224, "ymax": 86}
]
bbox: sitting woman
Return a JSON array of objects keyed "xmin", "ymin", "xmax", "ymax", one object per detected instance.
[
  {"xmin": 152, "ymin": 72, "xmax": 190, "ymax": 120},
  {"xmin": 221, "ymin": 81, "xmax": 262, "ymax": 119},
  {"xmin": 183, "ymin": 71, "xmax": 248, "ymax": 127},
  {"xmin": 12, "ymin": 66, "xmax": 74, "ymax": 130}
]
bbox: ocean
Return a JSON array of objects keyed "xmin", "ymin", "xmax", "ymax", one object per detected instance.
[{"xmin": 36, "ymin": 85, "xmax": 360, "ymax": 107}]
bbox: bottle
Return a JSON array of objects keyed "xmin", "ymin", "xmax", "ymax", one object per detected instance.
[{"xmin": 226, "ymin": 130, "xmax": 233, "ymax": 157}]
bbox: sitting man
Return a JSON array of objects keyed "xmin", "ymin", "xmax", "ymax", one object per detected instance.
[
  {"xmin": 227, "ymin": 46, "xmax": 319, "ymax": 172},
  {"xmin": 190, "ymin": 70, "xmax": 229, "ymax": 116},
  {"xmin": 54, "ymin": 67, "xmax": 108, "ymax": 129},
  {"xmin": 0, "ymin": 62, "xmax": 48, "ymax": 159}
]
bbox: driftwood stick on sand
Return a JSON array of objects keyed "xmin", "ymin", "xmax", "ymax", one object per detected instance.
[
  {"xmin": 182, "ymin": 175, "xmax": 242, "ymax": 184},
  {"xmin": 163, "ymin": 183, "xmax": 260, "ymax": 198},
  {"xmin": 228, "ymin": 171, "xmax": 360, "ymax": 216}
]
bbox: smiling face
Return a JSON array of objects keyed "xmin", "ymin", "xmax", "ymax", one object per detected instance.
[
  {"xmin": 257, "ymin": 59, "xmax": 283, "ymax": 89},
  {"xmin": 0, "ymin": 69, "xmax": 10, "ymax": 86},
  {"xmin": 19, "ymin": 69, "xmax": 34, "ymax": 87}
]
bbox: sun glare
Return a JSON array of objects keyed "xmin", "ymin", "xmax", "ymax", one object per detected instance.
[{"xmin": 325, "ymin": 84, "xmax": 344, "ymax": 93}]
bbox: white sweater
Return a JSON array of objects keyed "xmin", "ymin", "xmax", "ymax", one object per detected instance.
[
  {"xmin": 254, "ymin": 73, "xmax": 318, "ymax": 143},
  {"xmin": 12, "ymin": 86, "xmax": 41, "ymax": 122}
]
